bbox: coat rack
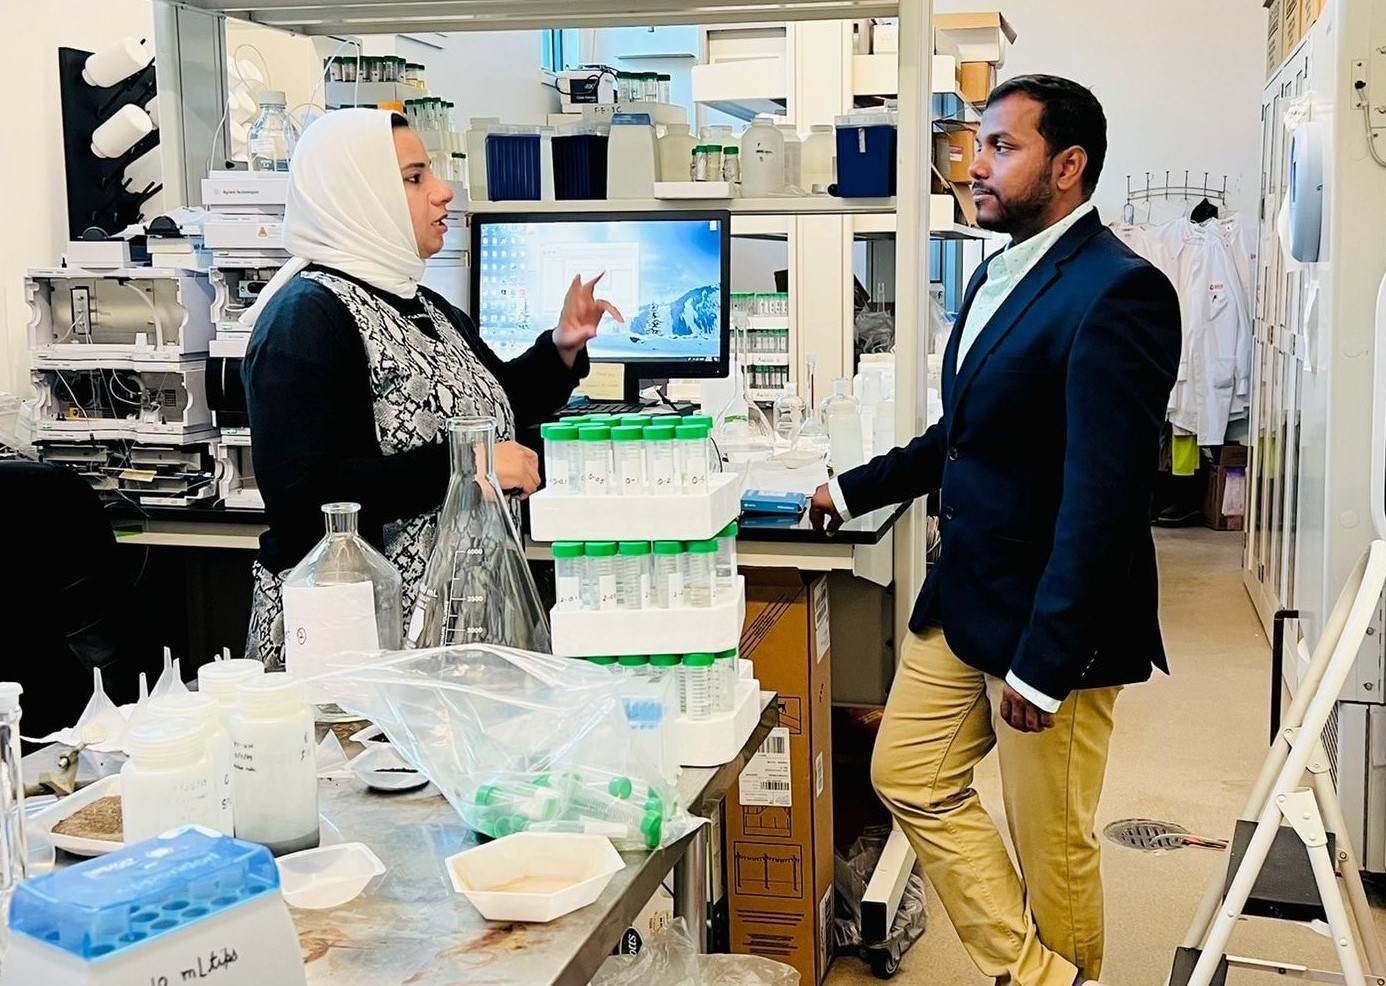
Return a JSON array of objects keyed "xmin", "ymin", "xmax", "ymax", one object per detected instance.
[{"xmin": 1122, "ymin": 171, "xmax": 1228, "ymax": 223}]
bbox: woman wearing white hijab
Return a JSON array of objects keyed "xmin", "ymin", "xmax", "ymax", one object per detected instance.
[{"xmin": 242, "ymin": 110, "xmax": 619, "ymax": 667}]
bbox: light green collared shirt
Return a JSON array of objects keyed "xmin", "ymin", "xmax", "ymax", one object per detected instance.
[{"xmin": 954, "ymin": 201, "xmax": 1096, "ymax": 369}]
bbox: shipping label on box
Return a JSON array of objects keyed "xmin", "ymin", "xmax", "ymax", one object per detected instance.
[{"xmin": 740, "ymin": 727, "xmax": 793, "ymax": 807}]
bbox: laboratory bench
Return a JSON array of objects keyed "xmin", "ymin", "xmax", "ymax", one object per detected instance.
[{"xmin": 25, "ymin": 692, "xmax": 778, "ymax": 985}]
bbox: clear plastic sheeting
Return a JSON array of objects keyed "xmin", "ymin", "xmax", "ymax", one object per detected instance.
[
  {"xmin": 310, "ymin": 645, "xmax": 700, "ymax": 851},
  {"xmin": 833, "ymin": 826, "xmax": 927, "ymax": 962},
  {"xmin": 592, "ymin": 918, "xmax": 800, "ymax": 986}
]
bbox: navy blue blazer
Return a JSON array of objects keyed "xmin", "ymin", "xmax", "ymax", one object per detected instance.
[{"xmin": 837, "ymin": 209, "xmax": 1182, "ymax": 700}]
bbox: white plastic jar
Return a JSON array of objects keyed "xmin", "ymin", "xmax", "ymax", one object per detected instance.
[
  {"xmin": 148, "ymin": 692, "xmax": 234, "ymax": 835},
  {"xmin": 644, "ymin": 424, "xmax": 678, "ymax": 494},
  {"xmin": 652, "ymin": 541, "xmax": 686, "ymax": 609},
  {"xmin": 578, "ymin": 426, "xmax": 613, "ymax": 496},
  {"xmin": 616, "ymin": 542, "xmax": 652, "ymax": 609},
  {"xmin": 585, "ymin": 542, "xmax": 620, "ymax": 611},
  {"xmin": 197, "ymin": 659, "xmax": 265, "ymax": 731},
  {"xmin": 230, "ymin": 674, "xmax": 319, "ymax": 856},
  {"xmin": 685, "ymin": 539, "xmax": 719, "ymax": 608},
  {"xmin": 681, "ymin": 654, "xmax": 717, "ymax": 720},
  {"xmin": 611, "ymin": 426, "xmax": 646, "ymax": 495},
  {"xmin": 121, "ymin": 717, "xmax": 221, "ymax": 844}
]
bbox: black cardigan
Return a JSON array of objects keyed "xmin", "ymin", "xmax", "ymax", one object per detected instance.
[{"xmin": 242, "ymin": 267, "xmax": 587, "ymax": 573}]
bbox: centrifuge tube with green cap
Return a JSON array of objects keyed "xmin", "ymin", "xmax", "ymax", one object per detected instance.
[
  {"xmin": 578, "ymin": 425, "xmax": 613, "ymax": 495},
  {"xmin": 681, "ymin": 653, "xmax": 716, "ymax": 719},
  {"xmin": 571, "ymin": 787, "xmax": 665, "ymax": 849},
  {"xmin": 552, "ymin": 541, "xmax": 585, "ymax": 612},
  {"xmin": 585, "ymin": 656, "xmax": 619, "ymax": 668},
  {"xmin": 616, "ymin": 541, "xmax": 652, "ymax": 609},
  {"xmin": 643, "ymin": 424, "xmax": 678, "ymax": 494},
  {"xmin": 585, "ymin": 541, "xmax": 619, "ymax": 610},
  {"xmin": 651, "ymin": 654, "xmax": 685, "ymax": 712},
  {"xmin": 617, "ymin": 655, "xmax": 650, "ymax": 675},
  {"xmin": 652, "ymin": 541, "xmax": 686, "ymax": 608},
  {"xmin": 714, "ymin": 648, "xmax": 739, "ymax": 713},
  {"xmin": 611, "ymin": 426, "xmax": 646, "ymax": 495},
  {"xmin": 715, "ymin": 521, "xmax": 739, "ymax": 593},
  {"xmin": 684, "ymin": 539, "xmax": 719, "ymax": 607},
  {"xmin": 540, "ymin": 422, "xmax": 580, "ymax": 495},
  {"xmin": 675, "ymin": 423, "xmax": 711, "ymax": 492},
  {"xmin": 472, "ymin": 779, "xmax": 565, "ymax": 822}
]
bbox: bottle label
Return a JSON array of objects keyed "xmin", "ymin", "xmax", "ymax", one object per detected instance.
[
  {"xmin": 550, "ymin": 458, "xmax": 570, "ymax": 491},
  {"xmin": 283, "ymin": 582, "xmax": 380, "ymax": 701},
  {"xmin": 556, "ymin": 575, "xmax": 582, "ymax": 611},
  {"xmin": 639, "ymin": 573, "xmax": 652, "ymax": 608},
  {"xmin": 666, "ymin": 572, "xmax": 685, "ymax": 608},
  {"xmin": 598, "ymin": 574, "xmax": 619, "ymax": 610},
  {"xmin": 586, "ymin": 463, "xmax": 609, "ymax": 492},
  {"xmin": 650, "ymin": 457, "xmax": 676, "ymax": 491}
]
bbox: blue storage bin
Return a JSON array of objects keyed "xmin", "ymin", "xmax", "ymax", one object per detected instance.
[
  {"xmin": 485, "ymin": 130, "xmax": 542, "ymax": 201},
  {"xmin": 834, "ymin": 117, "xmax": 897, "ymax": 198},
  {"xmin": 552, "ymin": 132, "xmax": 610, "ymax": 200}
]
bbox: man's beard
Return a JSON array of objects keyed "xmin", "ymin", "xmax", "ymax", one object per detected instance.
[{"xmin": 975, "ymin": 167, "xmax": 1056, "ymax": 236}]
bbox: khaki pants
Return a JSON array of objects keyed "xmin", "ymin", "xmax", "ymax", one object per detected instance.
[{"xmin": 870, "ymin": 629, "xmax": 1120, "ymax": 985}]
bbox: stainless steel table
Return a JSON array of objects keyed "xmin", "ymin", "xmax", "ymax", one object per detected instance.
[{"xmin": 28, "ymin": 693, "xmax": 777, "ymax": 986}]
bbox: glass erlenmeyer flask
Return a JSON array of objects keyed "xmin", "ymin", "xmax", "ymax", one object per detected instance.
[
  {"xmin": 283, "ymin": 502, "xmax": 403, "ymax": 722},
  {"xmin": 406, "ymin": 417, "xmax": 551, "ymax": 652}
]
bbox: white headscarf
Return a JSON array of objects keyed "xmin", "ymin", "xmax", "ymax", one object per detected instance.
[{"xmin": 242, "ymin": 109, "xmax": 424, "ymax": 325}]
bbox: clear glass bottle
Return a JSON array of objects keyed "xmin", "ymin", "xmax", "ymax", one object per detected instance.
[
  {"xmin": 685, "ymin": 539, "xmax": 718, "ymax": 608},
  {"xmin": 652, "ymin": 540, "xmax": 686, "ymax": 608},
  {"xmin": 0, "ymin": 683, "xmax": 27, "ymax": 908},
  {"xmin": 579, "ymin": 425, "xmax": 613, "ymax": 496},
  {"xmin": 676, "ymin": 423, "xmax": 710, "ymax": 493},
  {"xmin": 773, "ymin": 381, "xmax": 806, "ymax": 444},
  {"xmin": 121, "ymin": 717, "xmax": 220, "ymax": 845},
  {"xmin": 611, "ymin": 426, "xmax": 646, "ymax": 496},
  {"xmin": 553, "ymin": 541, "xmax": 586, "ymax": 612},
  {"xmin": 230, "ymin": 675, "xmax": 319, "ymax": 856},
  {"xmin": 644, "ymin": 424, "xmax": 678, "ymax": 494},
  {"xmin": 406, "ymin": 417, "xmax": 552, "ymax": 651},
  {"xmin": 617, "ymin": 541, "xmax": 652, "ymax": 609},
  {"xmin": 540, "ymin": 422, "xmax": 579, "ymax": 495},
  {"xmin": 714, "ymin": 521, "xmax": 739, "ymax": 594},
  {"xmin": 283, "ymin": 502, "xmax": 403, "ymax": 721},
  {"xmin": 586, "ymin": 541, "xmax": 620, "ymax": 611},
  {"xmin": 247, "ymin": 90, "xmax": 299, "ymax": 173},
  {"xmin": 681, "ymin": 653, "xmax": 716, "ymax": 720}
]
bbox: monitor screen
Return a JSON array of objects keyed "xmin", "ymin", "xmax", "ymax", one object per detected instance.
[{"xmin": 471, "ymin": 211, "xmax": 730, "ymax": 376}]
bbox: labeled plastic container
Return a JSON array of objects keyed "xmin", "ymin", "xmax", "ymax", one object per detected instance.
[
  {"xmin": 740, "ymin": 115, "xmax": 786, "ymax": 197},
  {"xmin": 715, "ymin": 522, "xmax": 739, "ymax": 593},
  {"xmin": 197, "ymin": 659, "xmax": 266, "ymax": 730},
  {"xmin": 611, "ymin": 426, "xmax": 646, "ymax": 495},
  {"xmin": 247, "ymin": 90, "xmax": 299, "ymax": 173},
  {"xmin": 148, "ymin": 692, "xmax": 233, "ymax": 835},
  {"xmin": 675, "ymin": 423, "xmax": 711, "ymax": 493},
  {"xmin": 658, "ymin": 125, "xmax": 699, "ymax": 182},
  {"xmin": 835, "ymin": 110, "xmax": 898, "ymax": 198},
  {"xmin": 230, "ymin": 675, "xmax": 319, "ymax": 856},
  {"xmin": 120, "ymin": 718, "xmax": 221, "ymax": 844},
  {"xmin": 579, "ymin": 425, "xmax": 613, "ymax": 496},
  {"xmin": 681, "ymin": 653, "xmax": 717, "ymax": 720},
  {"xmin": 644, "ymin": 424, "xmax": 678, "ymax": 494},
  {"xmin": 685, "ymin": 540, "xmax": 719, "ymax": 608},
  {"xmin": 585, "ymin": 541, "xmax": 619, "ymax": 611},
  {"xmin": 553, "ymin": 541, "xmax": 586, "ymax": 613},
  {"xmin": 486, "ymin": 126, "xmax": 543, "ymax": 201},
  {"xmin": 541, "ymin": 423, "xmax": 580, "ymax": 495},
  {"xmin": 653, "ymin": 541, "xmax": 686, "ymax": 609},
  {"xmin": 616, "ymin": 542, "xmax": 652, "ymax": 610}
]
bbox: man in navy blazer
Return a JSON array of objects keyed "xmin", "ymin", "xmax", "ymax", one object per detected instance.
[{"xmin": 812, "ymin": 76, "xmax": 1180, "ymax": 986}]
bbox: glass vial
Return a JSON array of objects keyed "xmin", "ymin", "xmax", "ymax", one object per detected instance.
[
  {"xmin": 121, "ymin": 717, "xmax": 220, "ymax": 845},
  {"xmin": 541, "ymin": 423, "xmax": 579, "ymax": 495},
  {"xmin": 653, "ymin": 541, "xmax": 686, "ymax": 609},
  {"xmin": 681, "ymin": 653, "xmax": 716, "ymax": 720},
  {"xmin": 617, "ymin": 541, "xmax": 653, "ymax": 609},
  {"xmin": 676, "ymin": 423, "xmax": 710, "ymax": 493},
  {"xmin": 0, "ymin": 683, "xmax": 27, "ymax": 903},
  {"xmin": 247, "ymin": 90, "xmax": 299, "ymax": 173},
  {"xmin": 230, "ymin": 675, "xmax": 319, "ymax": 856},
  {"xmin": 611, "ymin": 426, "xmax": 646, "ymax": 495},
  {"xmin": 644, "ymin": 424, "xmax": 678, "ymax": 494},
  {"xmin": 283, "ymin": 501, "xmax": 403, "ymax": 719},
  {"xmin": 579, "ymin": 425, "xmax": 613, "ymax": 496},
  {"xmin": 586, "ymin": 541, "xmax": 620, "ymax": 611},
  {"xmin": 553, "ymin": 541, "xmax": 586, "ymax": 613},
  {"xmin": 685, "ymin": 539, "xmax": 719, "ymax": 608},
  {"xmin": 715, "ymin": 521, "xmax": 739, "ymax": 593}
]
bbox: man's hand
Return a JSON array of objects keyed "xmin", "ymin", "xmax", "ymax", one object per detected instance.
[
  {"xmin": 809, "ymin": 483, "xmax": 844, "ymax": 535},
  {"xmin": 999, "ymin": 684, "xmax": 1056, "ymax": 733}
]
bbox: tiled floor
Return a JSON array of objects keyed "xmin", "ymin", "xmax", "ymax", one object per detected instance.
[{"xmin": 825, "ymin": 528, "xmax": 1386, "ymax": 986}]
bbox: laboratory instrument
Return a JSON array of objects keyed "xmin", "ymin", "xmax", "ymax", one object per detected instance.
[
  {"xmin": 652, "ymin": 541, "xmax": 686, "ymax": 608},
  {"xmin": 553, "ymin": 541, "xmax": 586, "ymax": 612},
  {"xmin": 407, "ymin": 417, "xmax": 552, "ymax": 651},
  {"xmin": 282, "ymin": 502, "xmax": 403, "ymax": 719},
  {"xmin": 230, "ymin": 675, "xmax": 319, "ymax": 856},
  {"xmin": 247, "ymin": 91, "xmax": 299, "ymax": 173},
  {"xmin": 616, "ymin": 542, "xmax": 652, "ymax": 609},
  {"xmin": 1, "ymin": 828, "xmax": 305, "ymax": 986},
  {"xmin": 684, "ymin": 540, "xmax": 719, "ymax": 608},
  {"xmin": 120, "ymin": 718, "xmax": 221, "ymax": 844}
]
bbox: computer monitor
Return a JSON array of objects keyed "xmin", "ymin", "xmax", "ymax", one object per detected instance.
[{"xmin": 470, "ymin": 210, "xmax": 731, "ymax": 385}]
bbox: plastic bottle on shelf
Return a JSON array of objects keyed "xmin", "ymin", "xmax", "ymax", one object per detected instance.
[
  {"xmin": 540, "ymin": 423, "xmax": 579, "ymax": 495},
  {"xmin": 578, "ymin": 425, "xmax": 613, "ymax": 496},
  {"xmin": 685, "ymin": 540, "xmax": 719, "ymax": 608},
  {"xmin": 652, "ymin": 541, "xmax": 686, "ymax": 609},
  {"xmin": 585, "ymin": 541, "xmax": 620, "ymax": 611},
  {"xmin": 801, "ymin": 124, "xmax": 837, "ymax": 193},
  {"xmin": 675, "ymin": 423, "xmax": 710, "ymax": 493},
  {"xmin": 553, "ymin": 541, "xmax": 586, "ymax": 613},
  {"xmin": 247, "ymin": 91, "xmax": 299, "ymax": 173},
  {"xmin": 230, "ymin": 675, "xmax": 319, "ymax": 856},
  {"xmin": 681, "ymin": 654, "xmax": 717, "ymax": 720},
  {"xmin": 773, "ymin": 382, "xmax": 806, "ymax": 445},
  {"xmin": 611, "ymin": 426, "xmax": 646, "ymax": 495},
  {"xmin": 616, "ymin": 542, "xmax": 652, "ymax": 610},
  {"xmin": 714, "ymin": 522, "xmax": 739, "ymax": 595},
  {"xmin": 644, "ymin": 424, "xmax": 678, "ymax": 494},
  {"xmin": 148, "ymin": 692, "xmax": 234, "ymax": 835},
  {"xmin": 120, "ymin": 717, "xmax": 221, "ymax": 844},
  {"xmin": 740, "ymin": 115, "xmax": 786, "ymax": 197},
  {"xmin": 776, "ymin": 124, "xmax": 803, "ymax": 193},
  {"xmin": 658, "ymin": 73, "xmax": 672, "ymax": 103},
  {"xmin": 658, "ymin": 124, "xmax": 699, "ymax": 182}
]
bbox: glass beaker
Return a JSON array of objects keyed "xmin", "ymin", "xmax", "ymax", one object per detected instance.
[
  {"xmin": 406, "ymin": 417, "xmax": 552, "ymax": 651},
  {"xmin": 283, "ymin": 502, "xmax": 403, "ymax": 723}
]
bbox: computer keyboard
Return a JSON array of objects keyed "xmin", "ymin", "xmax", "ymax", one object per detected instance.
[{"xmin": 557, "ymin": 401, "xmax": 694, "ymax": 418}]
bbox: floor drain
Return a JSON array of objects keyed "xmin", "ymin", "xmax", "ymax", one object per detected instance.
[{"xmin": 1104, "ymin": 818, "xmax": 1191, "ymax": 852}]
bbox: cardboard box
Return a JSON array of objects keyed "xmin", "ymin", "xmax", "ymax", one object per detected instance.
[
  {"xmin": 730, "ymin": 571, "xmax": 835, "ymax": 986},
  {"xmin": 934, "ymin": 12, "xmax": 1018, "ymax": 67},
  {"xmin": 1265, "ymin": 0, "xmax": 1283, "ymax": 77},
  {"xmin": 1300, "ymin": 0, "xmax": 1323, "ymax": 38},
  {"xmin": 1203, "ymin": 444, "xmax": 1248, "ymax": 531},
  {"xmin": 1282, "ymin": 0, "xmax": 1302, "ymax": 53},
  {"xmin": 944, "ymin": 126, "xmax": 979, "ymax": 183},
  {"xmin": 959, "ymin": 60, "xmax": 997, "ymax": 105}
]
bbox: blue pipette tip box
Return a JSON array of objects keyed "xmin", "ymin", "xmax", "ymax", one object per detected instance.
[{"xmin": 9, "ymin": 826, "xmax": 280, "ymax": 962}]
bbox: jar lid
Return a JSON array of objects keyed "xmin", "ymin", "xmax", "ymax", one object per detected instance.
[
  {"xmin": 541, "ymin": 423, "xmax": 578, "ymax": 441},
  {"xmin": 687, "ymin": 539, "xmax": 719, "ymax": 554},
  {"xmin": 674, "ymin": 424, "xmax": 708, "ymax": 440},
  {"xmin": 587, "ymin": 413, "xmax": 621, "ymax": 423},
  {"xmin": 578, "ymin": 425, "xmax": 612, "ymax": 441},
  {"xmin": 618, "ymin": 541, "xmax": 651, "ymax": 555},
  {"xmin": 619, "ymin": 415, "xmax": 650, "ymax": 427},
  {"xmin": 716, "ymin": 648, "xmax": 738, "ymax": 660},
  {"xmin": 644, "ymin": 425, "xmax": 676, "ymax": 441},
  {"xmin": 127, "ymin": 717, "xmax": 204, "ymax": 766},
  {"xmin": 685, "ymin": 415, "xmax": 715, "ymax": 429},
  {"xmin": 653, "ymin": 540, "xmax": 684, "ymax": 554},
  {"xmin": 552, "ymin": 541, "xmax": 585, "ymax": 559},
  {"xmin": 617, "ymin": 655, "xmax": 649, "ymax": 667},
  {"xmin": 586, "ymin": 656, "xmax": 619, "ymax": 666},
  {"xmin": 610, "ymin": 426, "xmax": 643, "ymax": 442},
  {"xmin": 683, "ymin": 653, "xmax": 715, "ymax": 667},
  {"xmin": 586, "ymin": 541, "xmax": 618, "ymax": 557},
  {"xmin": 650, "ymin": 654, "xmax": 681, "ymax": 668},
  {"xmin": 236, "ymin": 673, "xmax": 305, "ymax": 719},
  {"xmin": 719, "ymin": 521, "xmax": 739, "ymax": 538},
  {"xmin": 197, "ymin": 659, "xmax": 265, "ymax": 703}
]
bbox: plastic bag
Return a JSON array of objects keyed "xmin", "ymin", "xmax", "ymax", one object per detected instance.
[
  {"xmin": 591, "ymin": 919, "xmax": 800, "ymax": 986},
  {"xmin": 309, "ymin": 645, "xmax": 699, "ymax": 851},
  {"xmin": 833, "ymin": 825, "xmax": 927, "ymax": 960}
]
